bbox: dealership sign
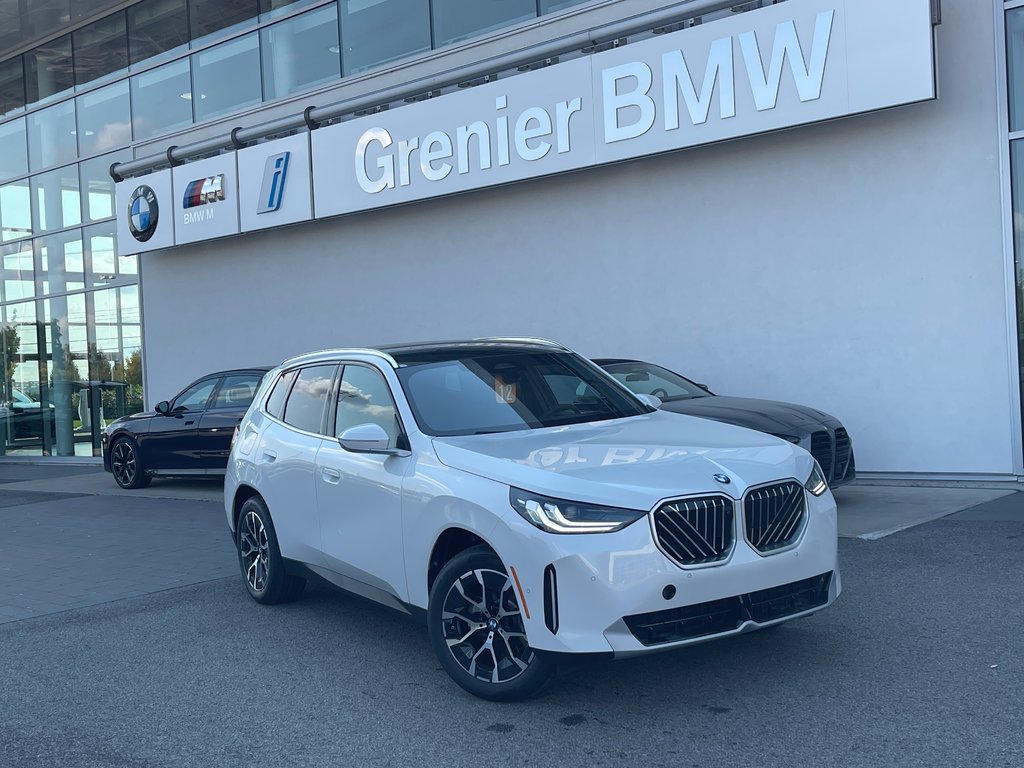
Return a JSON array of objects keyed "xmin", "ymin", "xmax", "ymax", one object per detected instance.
[{"xmin": 115, "ymin": 0, "xmax": 935, "ymax": 255}]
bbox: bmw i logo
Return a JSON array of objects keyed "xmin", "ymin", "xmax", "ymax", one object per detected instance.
[
  {"xmin": 713, "ymin": 473, "xmax": 731, "ymax": 484},
  {"xmin": 128, "ymin": 185, "xmax": 159, "ymax": 242}
]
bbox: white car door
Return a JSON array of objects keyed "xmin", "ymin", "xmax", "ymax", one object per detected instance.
[
  {"xmin": 315, "ymin": 362, "xmax": 411, "ymax": 604},
  {"xmin": 255, "ymin": 364, "xmax": 337, "ymax": 565}
]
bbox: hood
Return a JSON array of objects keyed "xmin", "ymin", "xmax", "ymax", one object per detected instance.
[
  {"xmin": 105, "ymin": 410, "xmax": 156, "ymax": 434},
  {"xmin": 431, "ymin": 410, "xmax": 812, "ymax": 511},
  {"xmin": 658, "ymin": 396, "xmax": 839, "ymax": 436}
]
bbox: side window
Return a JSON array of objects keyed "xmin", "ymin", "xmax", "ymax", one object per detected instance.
[
  {"xmin": 544, "ymin": 373, "xmax": 601, "ymax": 405},
  {"xmin": 282, "ymin": 365, "xmax": 336, "ymax": 434},
  {"xmin": 211, "ymin": 373, "xmax": 264, "ymax": 409},
  {"xmin": 265, "ymin": 369, "xmax": 297, "ymax": 419},
  {"xmin": 172, "ymin": 379, "xmax": 219, "ymax": 412},
  {"xmin": 335, "ymin": 365, "xmax": 401, "ymax": 447}
]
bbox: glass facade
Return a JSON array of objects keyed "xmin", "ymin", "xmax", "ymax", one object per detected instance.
[
  {"xmin": 432, "ymin": 0, "xmax": 536, "ymax": 47},
  {"xmin": 0, "ymin": 119, "xmax": 27, "ymax": 180},
  {"xmin": 263, "ymin": 5, "xmax": 340, "ymax": 97},
  {"xmin": 191, "ymin": 34, "xmax": 262, "ymax": 122},
  {"xmin": 0, "ymin": 57, "xmax": 25, "ymax": 119},
  {"xmin": 0, "ymin": 0, "xmax": 595, "ymax": 456},
  {"xmin": 24, "ymin": 35, "xmax": 74, "ymax": 106},
  {"xmin": 73, "ymin": 13, "xmax": 130, "ymax": 88},
  {"xmin": 1008, "ymin": 5, "xmax": 1024, "ymax": 451},
  {"xmin": 76, "ymin": 82, "xmax": 132, "ymax": 157},
  {"xmin": 127, "ymin": 0, "xmax": 189, "ymax": 66},
  {"xmin": 340, "ymin": 0, "xmax": 430, "ymax": 76},
  {"xmin": 130, "ymin": 59, "xmax": 193, "ymax": 140}
]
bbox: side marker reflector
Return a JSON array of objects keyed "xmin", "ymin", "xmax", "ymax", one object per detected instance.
[{"xmin": 508, "ymin": 565, "xmax": 530, "ymax": 620}]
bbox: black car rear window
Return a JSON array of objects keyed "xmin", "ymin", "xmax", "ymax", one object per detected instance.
[{"xmin": 211, "ymin": 373, "xmax": 265, "ymax": 409}]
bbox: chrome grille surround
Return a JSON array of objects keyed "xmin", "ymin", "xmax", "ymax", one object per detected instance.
[
  {"xmin": 809, "ymin": 431, "xmax": 833, "ymax": 480},
  {"xmin": 651, "ymin": 494, "xmax": 735, "ymax": 568},
  {"xmin": 743, "ymin": 480, "xmax": 807, "ymax": 555},
  {"xmin": 833, "ymin": 428, "xmax": 852, "ymax": 480}
]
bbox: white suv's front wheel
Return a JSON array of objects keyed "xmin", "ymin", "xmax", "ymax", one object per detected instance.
[
  {"xmin": 428, "ymin": 545, "xmax": 554, "ymax": 701},
  {"xmin": 236, "ymin": 496, "xmax": 306, "ymax": 605}
]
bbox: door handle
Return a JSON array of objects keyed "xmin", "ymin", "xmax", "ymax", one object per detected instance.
[
  {"xmin": 185, "ymin": 420, "xmax": 195, "ymax": 426},
  {"xmin": 321, "ymin": 467, "xmax": 341, "ymax": 483},
  {"xmin": 262, "ymin": 450, "xmax": 277, "ymax": 462}
]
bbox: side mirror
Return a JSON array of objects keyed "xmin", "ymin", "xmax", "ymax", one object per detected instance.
[
  {"xmin": 636, "ymin": 393, "xmax": 662, "ymax": 409},
  {"xmin": 155, "ymin": 400, "xmax": 170, "ymax": 415},
  {"xmin": 696, "ymin": 383, "xmax": 710, "ymax": 391},
  {"xmin": 338, "ymin": 423, "xmax": 393, "ymax": 454}
]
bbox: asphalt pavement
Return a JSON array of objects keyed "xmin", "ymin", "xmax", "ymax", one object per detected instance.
[{"xmin": 0, "ymin": 463, "xmax": 1021, "ymax": 767}]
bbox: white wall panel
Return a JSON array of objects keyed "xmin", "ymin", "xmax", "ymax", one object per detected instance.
[{"xmin": 140, "ymin": 1, "xmax": 1014, "ymax": 476}]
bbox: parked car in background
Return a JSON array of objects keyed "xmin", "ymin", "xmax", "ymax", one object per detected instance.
[
  {"xmin": 595, "ymin": 358, "xmax": 856, "ymax": 488},
  {"xmin": 102, "ymin": 367, "xmax": 271, "ymax": 489},
  {"xmin": 225, "ymin": 339, "xmax": 840, "ymax": 701},
  {"xmin": 4, "ymin": 388, "xmax": 56, "ymax": 440}
]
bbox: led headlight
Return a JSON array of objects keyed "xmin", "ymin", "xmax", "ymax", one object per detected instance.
[
  {"xmin": 509, "ymin": 487, "xmax": 646, "ymax": 534},
  {"xmin": 804, "ymin": 460, "xmax": 829, "ymax": 496}
]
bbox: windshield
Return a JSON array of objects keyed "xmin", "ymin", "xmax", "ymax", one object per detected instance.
[
  {"xmin": 599, "ymin": 361, "xmax": 711, "ymax": 402},
  {"xmin": 393, "ymin": 349, "xmax": 650, "ymax": 436},
  {"xmin": 11, "ymin": 389, "xmax": 35, "ymax": 404}
]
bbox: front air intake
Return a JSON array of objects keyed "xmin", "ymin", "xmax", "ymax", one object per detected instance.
[{"xmin": 543, "ymin": 565, "xmax": 558, "ymax": 634}]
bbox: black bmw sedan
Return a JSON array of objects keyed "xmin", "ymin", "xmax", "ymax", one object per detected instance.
[
  {"xmin": 102, "ymin": 367, "xmax": 271, "ymax": 489},
  {"xmin": 595, "ymin": 358, "xmax": 856, "ymax": 488}
]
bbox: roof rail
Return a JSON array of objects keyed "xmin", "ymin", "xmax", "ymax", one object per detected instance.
[
  {"xmin": 280, "ymin": 347, "xmax": 400, "ymax": 368},
  {"xmin": 473, "ymin": 337, "xmax": 570, "ymax": 350}
]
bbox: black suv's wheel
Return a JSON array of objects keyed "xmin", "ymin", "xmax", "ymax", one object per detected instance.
[
  {"xmin": 110, "ymin": 438, "xmax": 151, "ymax": 489},
  {"xmin": 236, "ymin": 496, "xmax": 305, "ymax": 605},
  {"xmin": 428, "ymin": 545, "xmax": 554, "ymax": 701}
]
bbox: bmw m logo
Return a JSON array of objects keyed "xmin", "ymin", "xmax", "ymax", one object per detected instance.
[
  {"xmin": 128, "ymin": 185, "xmax": 159, "ymax": 242},
  {"xmin": 713, "ymin": 473, "xmax": 731, "ymax": 484},
  {"xmin": 182, "ymin": 174, "xmax": 225, "ymax": 209}
]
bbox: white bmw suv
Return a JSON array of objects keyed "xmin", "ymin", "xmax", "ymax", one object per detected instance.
[{"xmin": 225, "ymin": 339, "xmax": 840, "ymax": 700}]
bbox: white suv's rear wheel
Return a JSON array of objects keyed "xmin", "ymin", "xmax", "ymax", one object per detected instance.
[{"xmin": 428, "ymin": 546, "xmax": 553, "ymax": 701}]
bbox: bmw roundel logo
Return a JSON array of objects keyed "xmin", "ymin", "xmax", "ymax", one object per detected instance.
[
  {"xmin": 128, "ymin": 185, "xmax": 159, "ymax": 242},
  {"xmin": 713, "ymin": 473, "xmax": 731, "ymax": 485}
]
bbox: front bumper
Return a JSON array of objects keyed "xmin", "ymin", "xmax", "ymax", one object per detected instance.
[
  {"xmin": 100, "ymin": 432, "xmax": 112, "ymax": 472},
  {"xmin": 499, "ymin": 489, "xmax": 840, "ymax": 656}
]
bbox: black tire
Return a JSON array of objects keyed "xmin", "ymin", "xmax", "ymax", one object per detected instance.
[
  {"xmin": 428, "ymin": 545, "xmax": 554, "ymax": 701},
  {"xmin": 110, "ymin": 437, "xmax": 151, "ymax": 489},
  {"xmin": 236, "ymin": 496, "xmax": 305, "ymax": 605}
]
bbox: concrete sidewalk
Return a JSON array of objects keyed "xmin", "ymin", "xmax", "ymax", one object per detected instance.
[{"xmin": 831, "ymin": 485, "xmax": 1018, "ymax": 539}]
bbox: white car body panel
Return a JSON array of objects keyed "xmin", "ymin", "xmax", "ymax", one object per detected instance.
[
  {"xmin": 225, "ymin": 344, "xmax": 841, "ymax": 658},
  {"xmin": 315, "ymin": 439, "xmax": 410, "ymax": 600}
]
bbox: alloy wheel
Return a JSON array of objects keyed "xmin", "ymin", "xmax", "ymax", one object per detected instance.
[
  {"xmin": 111, "ymin": 441, "xmax": 137, "ymax": 487},
  {"xmin": 440, "ymin": 568, "xmax": 533, "ymax": 684},
  {"xmin": 239, "ymin": 510, "xmax": 270, "ymax": 593}
]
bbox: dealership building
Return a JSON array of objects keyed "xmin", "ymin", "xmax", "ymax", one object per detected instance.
[{"xmin": 0, "ymin": 0, "xmax": 1021, "ymax": 482}]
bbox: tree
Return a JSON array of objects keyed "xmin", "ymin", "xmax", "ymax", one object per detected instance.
[
  {"xmin": 113, "ymin": 349, "xmax": 142, "ymax": 389},
  {"xmin": 87, "ymin": 343, "xmax": 113, "ymax": 382},
  {"xmin": 0, "ymin": 325, "xmax": 19, "ymax": 399},
  {"xmin": 111, "ymin": 349, "xmax": 144, "ymax": 415}
]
